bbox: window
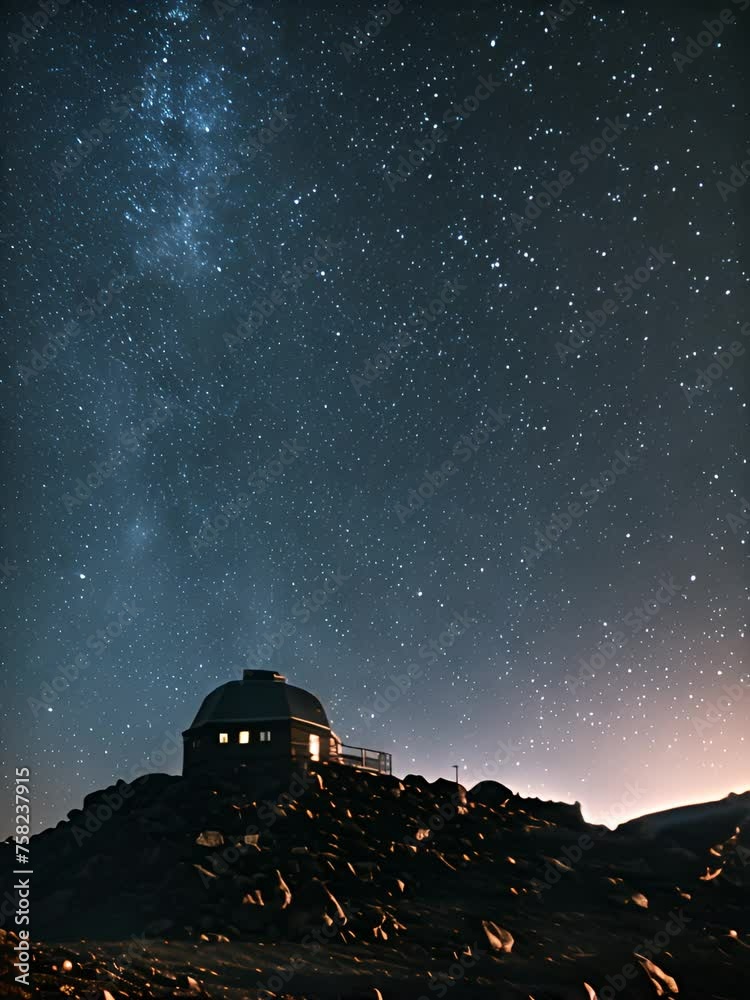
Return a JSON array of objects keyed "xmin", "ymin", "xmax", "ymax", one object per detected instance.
[
  {"xmin": 239, "ymin": 731, "xmax": 249, "ymax": 744},
  {"xmin": 259, "ymin": 730, "xmax": 271, "ymax": 742},
  {"xmin": 219, "ymin": 732, "xmax": 228, "ymax": 744},
  {"xmin": 309, "ymin": 733, "xmax": 320, "ymax": 761}
]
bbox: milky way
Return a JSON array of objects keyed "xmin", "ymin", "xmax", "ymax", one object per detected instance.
[{"xmin": 2, "ymin": 0, "xmax": 748, "ymax": 833}]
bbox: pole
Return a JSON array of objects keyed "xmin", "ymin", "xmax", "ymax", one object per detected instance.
[{"xmin": 452, "ymin": 764, "xmax": 458, "ymax": 785}]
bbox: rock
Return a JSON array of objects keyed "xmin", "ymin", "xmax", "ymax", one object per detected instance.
[
  {"xmin": 634, "ymin": 953, "xmax": 679, "ymax": 995},
  {"xmin": 264, "ymin": 869, "xmax": 292, "ymax": 910},
  {"xmin": 698, "ymin": 866, "xmax": 722, "ymax": 880},
  {"xmin": 193, "ymin": 864, "xmax": 218, "ymax": 885},
  {"xmin": 195, "ymin": 831, "xmax": 224, "ymax": 847},
  {"xmin": 241, "ymin": 887, "xmax": 264, "ymax": 906},
  {"xmin": 481, "ymin": 919, "xmax": 514, "ymax": 953},
  {"xmin": 469, "ymin": 780, "xmax": 514, "ymax": 807},
  {"xmin": 5, "ymin": 758, "xmax": 748, "ymax": 1000},
  {"xmin": 521, "ymin": 796, "xmax": 588, "ymax": 831},
  {"xmin": 430, "ymin": 777, "xmax": 467, "ymax": 807},
  {"xmin": 403, "ymin": 773, "xmax": 431, "ymax": 789},
  {"xmin": 287, "ymin": 878, "xmax": 346, "ymax": 937}
]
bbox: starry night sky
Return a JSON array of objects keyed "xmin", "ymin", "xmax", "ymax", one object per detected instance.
[{"xmin": 2, "ymin": 0, "xmax": 748, "ymax": 836}]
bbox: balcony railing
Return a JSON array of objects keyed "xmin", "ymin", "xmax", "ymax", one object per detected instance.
[{"xmin": 338, "ymin": 743, "xmax": 392, "ymax": 775}]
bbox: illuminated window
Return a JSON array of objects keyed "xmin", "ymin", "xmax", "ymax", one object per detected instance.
[
  {"xmin": 309, "ymin": 733, "xmax": 320, "ymax": 761},
  {"xmin": 239, "ymin": 730, "xmax": 250, "ymax": 744},
  {"xmin": 259, "ymin": 730, "xmax": 271, "ymax": 742},
  {"xmin": 219, "ymin": 732, "xmax": 228, "ymax": 744}
]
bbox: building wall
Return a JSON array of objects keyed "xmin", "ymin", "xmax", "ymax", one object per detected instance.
[
  {"xmin": 182, "ymin": 718, "xmax": 331, "ymax": 776},
  {"xmin": 290, "ymin": 720, "xmax": 331, "ymax": 764},
  {"xmin": 182, "ymin": 719, "xmax": 291, "ymax": 775}
]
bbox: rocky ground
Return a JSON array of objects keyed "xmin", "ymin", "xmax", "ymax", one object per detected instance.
[{"xmin": 1, "ymin": 763, "xmax": 749, "ymax": 999}]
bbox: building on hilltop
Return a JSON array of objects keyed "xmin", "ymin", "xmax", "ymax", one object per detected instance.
[{"xmin": 182, "ymin": 669, "xmax": 391, "ymax": 779}]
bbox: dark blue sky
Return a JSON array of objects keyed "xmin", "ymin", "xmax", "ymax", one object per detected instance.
[{"xmin": 2, "ymin": 0, "xmax": 748, "ymax": 835}]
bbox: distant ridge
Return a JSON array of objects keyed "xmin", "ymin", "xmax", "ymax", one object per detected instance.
[{"xmin": 618, "ymin": 789, "xmax": 750, "ymax": 842}]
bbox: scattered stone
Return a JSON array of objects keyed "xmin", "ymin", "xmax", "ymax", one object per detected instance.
[
  {"xmin": 635, "ymin": 953, "xmax": 679, "ymax": 996},
  {"xmin": 195, "ymin": 831, "xmax": 224, "ymax": 847},
  {"xmin": 481, "ymin": 918, "xmax": 514, "ymax": 953},
  {"xmin": 1, "ymin": 763, "xmax": 748, "ymax": 998}
]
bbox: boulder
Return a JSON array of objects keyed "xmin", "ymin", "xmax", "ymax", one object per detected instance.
[
  {"xmin": 195, "ymin": 831, "xmax": 224, "ymax": 847},
  {"xmin": 481, "ymin": 919, "xmax": 514, "ymax": 953},
  {"xmin": 468, "ymin": 780, "xmax": 514, "ymax": 807}
]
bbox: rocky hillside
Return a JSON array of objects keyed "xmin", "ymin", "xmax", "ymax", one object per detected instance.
[{"xmin": 1, "ymin": 763, "xmax": 749, "ymax": 999}]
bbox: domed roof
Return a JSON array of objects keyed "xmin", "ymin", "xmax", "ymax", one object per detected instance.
[{"xmin": 188, "ymin": 670, "xmax": 330, "ymax": 730}]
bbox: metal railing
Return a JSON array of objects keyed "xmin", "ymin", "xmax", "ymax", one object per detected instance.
[{"xmin": 338, "ymin": 743, "xmax": 392, "ymax": 775}]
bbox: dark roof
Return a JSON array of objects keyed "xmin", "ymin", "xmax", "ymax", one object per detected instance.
[{"xmin": 186, "ymin": 670, "xmax": 330, "ymax": 731}]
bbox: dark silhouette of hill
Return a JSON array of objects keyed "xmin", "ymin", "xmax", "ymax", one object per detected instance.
[{"xmin": 1, "ymin": 765, "xmax": 748, "ymax": 998}]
